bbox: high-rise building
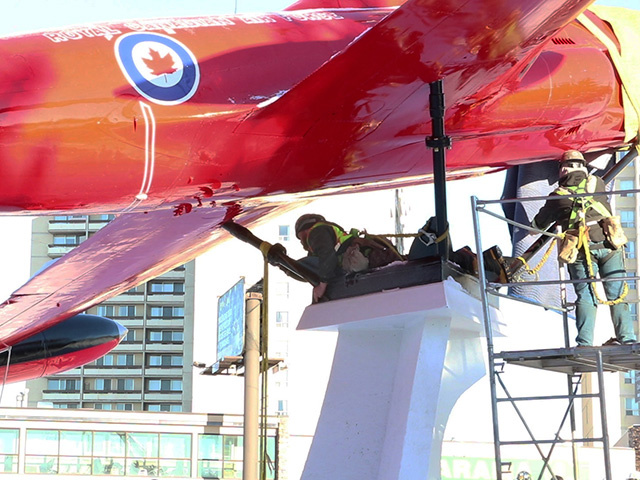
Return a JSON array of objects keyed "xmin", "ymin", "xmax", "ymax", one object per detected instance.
[
  {"xmin": 26, "ymin": 215, "xmax": 195, "ymax": 412},
  {"xmin": 613, "ymin": 156, "xmax": 640, "ymax": 435}
]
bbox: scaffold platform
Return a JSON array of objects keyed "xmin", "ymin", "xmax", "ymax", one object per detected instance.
[{"xmin": 497, "ymin": 343, "xmax": 640, "ymax": 374}]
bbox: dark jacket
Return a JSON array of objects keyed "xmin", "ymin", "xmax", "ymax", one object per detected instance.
[
  {"xmin": 306, "ymin": 222, "xmax": 353, "ymax": 280},
  {"xmin": 532, "ymin": 171, "xmax": 611, "ymax": 243}
]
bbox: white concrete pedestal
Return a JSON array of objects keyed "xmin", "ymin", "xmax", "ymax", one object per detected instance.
[{"xmin": 297, "ymin": 278, "xmax": 500, "ymax": 480}]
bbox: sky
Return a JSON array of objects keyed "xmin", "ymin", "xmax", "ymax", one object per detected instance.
[{"xmin": 0, "ymin": 0, "xmax": 636, "ymax": 301}]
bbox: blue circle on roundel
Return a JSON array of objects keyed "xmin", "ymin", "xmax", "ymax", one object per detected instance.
[{"xmin": 115, "ymin": 32, "xmax": 200, "ymax": 105}]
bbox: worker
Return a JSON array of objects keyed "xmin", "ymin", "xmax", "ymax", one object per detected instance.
[
  {"xmin": 294, "ymin": 213, "xmax": 401, "ymax": 301},
  {"xmin": 531, "ymin": 150, "xmax": 636, "ymax": 346}
]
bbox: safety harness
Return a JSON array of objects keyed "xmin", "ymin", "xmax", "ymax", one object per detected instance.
[
  {"xmin": 309, "ymin": 222, "xmax": 355, "ymax": 253},
  {"xmin": 556, "ymin": 177, "xmax": 628, "ymax": 305}
]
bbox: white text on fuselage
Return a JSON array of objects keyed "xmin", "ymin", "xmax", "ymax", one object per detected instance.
[{"xmin": 42, "ymin": 12, "xmax": 344, "ymax": 42}]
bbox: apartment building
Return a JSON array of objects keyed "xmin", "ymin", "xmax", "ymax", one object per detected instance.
[{"xmin": 26, "ymin": 215, "xmax": 195, "ymax": 413}]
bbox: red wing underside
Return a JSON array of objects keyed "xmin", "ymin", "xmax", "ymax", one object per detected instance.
[
  {"xmin": 0, "ymin": 203, "xmax": 290, "ymax": 347},
  {"xmin": 239, "ymin": 0, "xmax": 595, "ymax": 183}
]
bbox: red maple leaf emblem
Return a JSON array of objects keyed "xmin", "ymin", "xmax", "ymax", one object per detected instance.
[{"xmin": 142, "ymin": 48, "xmax": 177, "ymax": 76}]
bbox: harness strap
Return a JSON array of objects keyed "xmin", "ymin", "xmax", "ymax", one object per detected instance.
[{"xmin": 579, "ymin": 226, "xmax": 629, "ymax": 305}]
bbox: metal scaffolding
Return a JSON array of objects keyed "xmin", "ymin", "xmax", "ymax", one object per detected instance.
[{"xmin": 471, "ymin": 189, "xmax": 640, "ymax": 480}]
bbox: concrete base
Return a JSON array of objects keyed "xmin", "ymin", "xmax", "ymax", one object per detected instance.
[{"xmin": 297, "ymin": 278, "xmax": 500, "ymax": 480}]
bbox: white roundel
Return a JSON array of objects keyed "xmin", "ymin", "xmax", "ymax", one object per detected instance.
[
  {"xmin": 131, "ymin": 41, "xmax": 184, "ymax": 88},
  {"xmin": 115, "ymin": 32, "xmax": 200, "ymax": 106}
]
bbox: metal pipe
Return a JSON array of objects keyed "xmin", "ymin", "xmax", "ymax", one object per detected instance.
[
  {"xmin": 471, "ymin": 195, "xmax": 504, "ymax": 480},
  {"xmin": 243, "ymin": 291, "xmax": 262, "ymax": 480},
  {"xmin": 596, "ymin": 351, "xmax": 613, "ymax": 480},
  {"xmin": 426, "ymin": 80, "xmax": 451, "ymax": 260},
  {"xmin": 222, "ymin": 221, "xmax": 321, "ymax": 286}
]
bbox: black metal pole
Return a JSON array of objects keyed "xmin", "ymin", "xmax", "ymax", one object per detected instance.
[{"xmin": 425, "ymin": 80, "xmax": 452, "ymax": 260}]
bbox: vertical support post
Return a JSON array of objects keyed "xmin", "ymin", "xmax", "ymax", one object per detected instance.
[
  {"xmin": 559, "ymin": 258, "xmax": 580, "ymax": 479},
  {"xmin": 596, "ymin": 351, "xmax": 613, "ymax": 480},
  {"xmin": 471, "ymin": 195, "xmax": 503, "ymax": 480},
  {"xmin": 243, "ymin": 292, "xmax": 262, "ymax": 480},
  {"xmin": 426, "ymin": 80, "xmax": 451, "ymax": 260}
]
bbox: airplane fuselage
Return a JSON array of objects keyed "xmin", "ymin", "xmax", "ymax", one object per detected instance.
[{"xmin": 0, "ymin": 8, "xmax": 628, "ymax": 215}]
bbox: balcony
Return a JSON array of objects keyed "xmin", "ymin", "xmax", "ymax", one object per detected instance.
[
  {"xmin": 146, "ymin": 319, "xmax": 184, "ymax": 328},
  {"xmin": 42, "ymin": 392, "xmax": 81, "ymax": 401},
  {"xmin": 82, "ymin": 392, "xmax": 142, "ymax": 401},
  {"xmin": 108, "ymin": 292, "xmax": 146, "ymax": 303},
  {"xmin": 48, "ymin": 245, "xmax": 76, "ymax": 256},
  {"xmin": 48, "ymin": 222, "xmax": 87, "ymax": 233},
  {"xmin": 83, "ymin": 367, "xmax": 142, "ymax": 376},
  {"xmin": 144, "ymin": 392, "xmax": 182, "ymax": 402},
  {"xmin": 146, "ymin": 293, "xmax": 185, "ymax": 303},
  {"xmin": 145, "ymin": 343, "xmax": 184, "ymax": 352},
  {"xmin": 144, "ymin": 367, "xmax": 183, "ymax": 376},
  {"xmin": 157, "ymin": 269, "xmax": 186, "ymax": 279},
  {"xmin": 117, "ymin": 318, "xmax": 144, "ymax": 328},
  {"xmin": 115, "ymin": 342, "xmax": 144, "ymax": 352}
]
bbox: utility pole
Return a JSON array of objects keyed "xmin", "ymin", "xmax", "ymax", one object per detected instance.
[{"xmin": 243, "ymin": 290, "xmax": 262, "ymax": 480}]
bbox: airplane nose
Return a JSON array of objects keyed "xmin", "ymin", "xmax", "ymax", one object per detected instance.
[{"xmin": 115, "ymin": 321, "xmax": 129, "ymax": 341}]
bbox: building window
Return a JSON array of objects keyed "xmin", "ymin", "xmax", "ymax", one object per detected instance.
[
  {"xmin": 625, "ymin": 241, "xmax": 636, "ymax": 260},
  {"xmin": 619, "ymin": 179, "xmax": 635, "ymax": 197},
  {"xmin": 116, "ymin": 354, "xmax": 135, "ymax": 366},
  {"xmin": 24, "ymin": 430, "xmax": 191, "ymax": 476},
  {"xmin": 620, "ymin": 209, "xmax": 635, "ymax": 228},
  {"xmin": 52, "ymin": 234, "xmax": 86, "ymax": 246},
  {"xmin": 148, "ymin": 330, "xmax": 184, "ymax": 343},
  {"xmin": 0, "ymin": 429, "xmax": 19, "ymax": 473},
  {"xmin": 52, "ymin": 215, "xmax": 86, "ymax": 222},
  {"xmin": 278, "ymin": 225, "xmax": 290, "ymax": 242},
  {"xmin": 96, "ymin": 355, "xmax": 114, "ymax": 367},
  {"xmin": 117, "ymin": 379, "xmax": 135, "ymax": 391},
  {"xmin": 117, "ymin": 305, "xmax": 136, "ymax": 318},
  {"xmin": 124, "ymin": 285, "xmax": 144, "ymax": 294},
  {"xmin": 277, "ymin": 399, "xmax": 288, "ymax": 415},
  {"xmin": 122, "ymin": 330, "xmax": 139, "ymax": 343},
  {"xmin": 47, "ymin": 379, "xmax": 80, "ymax": 392},
  {"xmin": 630, "ymin": 303, "xmax": 638, "ymax": 323},
  {"xmin": 91, "ymin": 214, "xmax": 115, "ymax": 222},
  {"xmin": 624, "ymin": 371, "xmax": 636, "ymax": 384},
  {"xmin": 149, "ymin": 306, "xmax": 184, "ymax": 319},
  {"xmin": 149, "ymin": 282, "xmax": 184, "ymax": 294},
  {"xmin": 198, "ymin": 434, "xmax": 276, "ymax": 480},
  {"xmin": 275, "ymin": 311, "xmax": 289, "ymax": 328},
  {"xmin": 148, "ymin": 355, "xmax": 183, "ymax": 367},
  {"xmin": 95, "ymin": 379, "xmax": 111, "ymax": 391},
  {"xmin": 147, "ymin": 379, "xmax": 182, "ymax": 392},
  {"xmin": 53, "ymin": 403, "xmax": 79, "ymax": 409},
  {"xmin": 625, "ymin": 397, "xmax": 640, "ymax": 416},
  {"xmin": 97, "ymin": 305, "xmax": 136, "ymax": 318},
  {"xmin": 145, "ymin": 404, "xmax": 183, "ymax": 412},
  {"xmin": 115, "ymin": 403, "xmax": 133, "ymax": 411}
]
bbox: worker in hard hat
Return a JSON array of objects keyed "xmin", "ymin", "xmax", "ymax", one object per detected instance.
[
  {"xmin": 294, "ymin": 213, "xmax": 402, "ymax": 302},
  {"xmin": 294, "ymin": 214, "xmax": 357, "ymax": 302},
  {"xmin": 531, "ymin": 150, "xmax": 636, "ymax": 346}
]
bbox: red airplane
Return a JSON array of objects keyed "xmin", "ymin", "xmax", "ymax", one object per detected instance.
[{"xmin": 0, "ymin": 0, "xmax": 637, "ymax": 380}]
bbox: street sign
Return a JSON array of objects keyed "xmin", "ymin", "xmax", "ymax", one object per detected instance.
[{"xmin": 217, "ymin": 278, "xmax": 245, "ymax": 362}]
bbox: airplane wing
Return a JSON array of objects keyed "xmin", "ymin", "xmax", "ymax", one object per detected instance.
[
  {"xmin": 0, "ymin": 0, "xmax": 594, "ymax": 349},
  {"xmin": 237, "ymin": 0, "xmax": 595, "ymax": 184},
  {"xmin": 0, "ymin": 202, "xmax": 290, "ymax": 347}
]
